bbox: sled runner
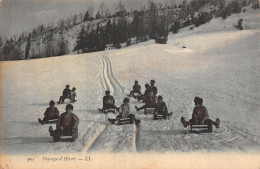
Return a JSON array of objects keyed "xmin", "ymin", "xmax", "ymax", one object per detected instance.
[
  {"xmin": 108, "ymin": 118, "xmax": 140, "ymax": 126},
  {"xmin": 144, "ymin": 107, "xmax": 155, "ymax": 114},
  {"xmin": 154, "ymin": 112, "xmax": 173, "ymax": 120},
  {"xmin": 46, "ymin": 119, "xmax": 58, "ymax": 124},
  {"xmin": 98, "ymin": 108, "xmax": 116, "ymax": 114},
  {"xmin": 49, "ymin": 126, "xmax": 78, "ymax": 142},
  {"xmin": 38, "ymin": 118, "xmax": 58, "ymax": 125},
  {"xmin": 188, "ymin": 124, "xmax": 212, "ymax": 133},
  {"xmin": 53, "ymin": 132, "xmax": 78, "ymax": 142}
]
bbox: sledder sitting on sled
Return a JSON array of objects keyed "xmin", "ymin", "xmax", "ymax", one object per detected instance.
[
  {"xmin": 70, "ymin": 87, "xmax": 77, "ymax": 103},
  {"xmin": 49, "ymin": 104, "xmax": 79, "ymax": 142},
  {"xmin": 57, "ymin": 85, "xmax": 71, "ymax": 104},
  {"xmin": 128, "ymin": 80, "xmax": 142, "ymax": 97},
  {"xmin": 153, "ymin": 95, "xmax": 171, "ymax": 120},
  {"xmin": 108, "ymin": 98, "xmax": 140, "ymax": 125},
  {"xmin": 99, "ymin": 90, "xmax": 118, "ymax": 112},
  {"xmin": 135, "ymin": 89, "xmax": 157, "ymax": 111},
  {"xmin": 137, "ymin": 83, "xmax": 150, "ymax": 101},
  {"xmin": 150, "ymin": 80, "xmax": 158, "ymax": 96},
  {"xmin": 38, "ymin": 100, "xmax": 59, "ymax": 125},
  {"xmin": 181, "ymin": 97, "xmax": 220, "ymax": 132}
]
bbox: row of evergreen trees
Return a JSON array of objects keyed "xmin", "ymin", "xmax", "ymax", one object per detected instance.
[{"xmin": 1, "ymin": 0, "xmax": 259, "ymax": 60}]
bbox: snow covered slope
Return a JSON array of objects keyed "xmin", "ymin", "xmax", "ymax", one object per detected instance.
[{"xmin": 1, "ymin": 7, "xmax": 260, "ymax": 154}]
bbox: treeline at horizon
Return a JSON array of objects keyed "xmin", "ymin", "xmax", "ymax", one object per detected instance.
[{"xmin": 0, "ymin": 0, "xmax": 259, "ymax": 60}]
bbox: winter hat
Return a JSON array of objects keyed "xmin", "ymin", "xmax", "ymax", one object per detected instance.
[
  {"xmin": 105, "ymin": 90, "xmax": 110, "ymax": 95},
  {"xmin": 72, "ymin": 87, "xmax": 76, "ymax": 91},
  {"xmin": 135, "ymin": 80, "xmax": 138, "ymax": 84},
  {"xmin": 123, "ymin": 98, "xmax": 129, "ymax": 103},
  {"xmin": 194, "ymin": 97, "xmax": 203, "ymax": 105},
  {"xmin": 66, "ymin": 104, "xmax": 74, "ymax": 111},
  {"xmin": 49, "ymin": 100, "xmax": 55, "ymax": 106},
  {"xmin": 158, "ymin": 95, "xmax": 163, "ymax": 100}
]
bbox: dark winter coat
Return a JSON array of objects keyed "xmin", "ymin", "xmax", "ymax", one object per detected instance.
[
  {"xmin": 155, "ymin": 101, "xmax": 168, "ymax": 114},
  {"xmin": 44, "ymin": 106, "xmax": 59, "ymax": 119},
  {"xmin": 144, "ymin": 95, "xmax": 156, "ymax": 107},
  {"xmin": 150, "ymin": 86, "xmax": 157, "ymax": 96},
  {"xmin": 133, "ymin": 84, "xmax": 141, "ymax": 91},
  {"xmin": 192, "ymin": 106, "xmax": 209, "ymax": 123},
  {"xmin": 63, "ymin": 88, "xmax": 71, "ymax": 98},
  {"xmin": 57, "ymin": 112, "xmax": 79, "ymax": 130},
  {"xmin": 103, "ymin": 95, "xmax": 115, "ymax": 105}
]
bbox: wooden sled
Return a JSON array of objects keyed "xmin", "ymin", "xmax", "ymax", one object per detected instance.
[
  {"xmin": 144, "ymin": 107, "xmax": 155, "ymax": 115},
  {"xmin": 117, "ymin": 118, "xmax": 133, "ymax": 125},
  {"xmin": 154, "ymin": 112, "xmax": 173, "ymax": 120},
  {"xmin": 99, "ymin": 108, "xmax": 116, "ymax": 114},
  {"xmin": 188, "ymin": 124, "xmax": 212, "ymax": 133}
]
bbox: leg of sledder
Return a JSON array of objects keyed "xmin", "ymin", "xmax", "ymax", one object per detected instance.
[
  {"xmin": 127, "ymin": 114, "xmax": 140, "ymax": 125},
  {"xmin": 72, "ymin": 128, "xmax": 78, "ymax": 141},
  {"xmin": 204, "ymin": 119, "xmax": 213, "ymax": 132},
  {"xmin": 52, "ymin": 127, "xmax": 62, "ymax": 142}
]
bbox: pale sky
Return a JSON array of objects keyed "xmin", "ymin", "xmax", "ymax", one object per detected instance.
[{"xmin": 0, "ymin": 0, "xmax": 183, "ymax": 39}]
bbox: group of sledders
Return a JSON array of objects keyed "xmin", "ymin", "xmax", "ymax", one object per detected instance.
[
  {"xmin": 99, "ymin": 80, "xmax": 220, "ymax": 131},
  {"xmin": 38, "ymin": 80, "xmax": 220, "ymax": 142},
  {"xmin": 38, "ymin": 85, "xmax": 79, "ymax": 142}
]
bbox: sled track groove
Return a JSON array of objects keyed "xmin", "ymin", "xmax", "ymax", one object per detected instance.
[{"xmin": 85, "ymin": 52, "xmax": 139, "ymax": 152}]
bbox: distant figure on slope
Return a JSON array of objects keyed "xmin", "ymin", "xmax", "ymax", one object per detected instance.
[
  {"xmin": 181, "ymin": 97, "xmax": 220, "ymax": 132},
  {"xmin": 108, "ymin": 98, "xmax": 140, "ymax": 125},
  {"xmin": 49, "ymin": 104, "xmax": 79, "ymax": 142},
  {"xmin": 153, "ymin": 95, "xmax": 172, "ymax": 120},
  {"xmin": 98, "ymin": 90, "xmax": 118, "ymax": 112},
  {"xmin": 70, "ymin": 87, "xmax": 77, "ymax": 103},
  {"xmin": 127, "ymin": 80, "xmax": 141, "ymax": 97},
  {"xmin": 135, "ymin": 89, "xmax": 157, "ymax": 111},
  {"xmin": 57, "ymin": 85, "xmax": 71, "ymax": 104},
  {"xmin": 150, "ymin": 80, "xmax": 158, "ymax": 96},
  {"xmin": 38, "ymin": 100, "xmax": 59, "ymax": 125}
]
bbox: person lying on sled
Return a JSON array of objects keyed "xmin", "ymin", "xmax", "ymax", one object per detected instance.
[
  {"xmin": 57, "ymin": 85, "xmax": 71, "ymax": 104},
  {"xmin": 128, "ymin": 80, "xmax": 141, "ymax": 97},
  {"xmin": 153, "ymin": 95, "xmax": 169, "ymax": 120},
  {"xmin": 108, "ymin": 98, "xmax": 140, "ymax": 125},
  {"xmin": 181, "ymin": 97, "xmax": 220, "ymax": 131},
  {"xmin": 49, "ymin": 104, "xmax": 79, "ymax": 142},
  {"xmin": 99, "ymin": 90, "xmax": 118, "ymax": 111},
  {"xmin": 135, "ymin": 89, "xmax": 156, "ymax": 111},
  {"xmin": 38, "ymin": 100, "xmax": 59, "ymax": 125}
]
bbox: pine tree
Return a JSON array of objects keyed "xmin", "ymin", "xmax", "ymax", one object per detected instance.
[
  {"xmin": 25, "ymin": 33, "xmax": 31, "ymax": 59},
  {"xmin": 75, "ymin": 26, "xmax": 86, "ymax": 53},
  {"xmin": 83, "ymin": 11, "xmax": 90, "ymax": 21},
  {"xmin": 148, "ymin": 1, "xmax": 159, "ymax": 39}
]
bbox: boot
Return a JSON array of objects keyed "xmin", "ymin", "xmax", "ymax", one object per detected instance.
[
  {"xmin": 108, "ymin": 118, "xmax": 116, "ymax": 124},
  {"xmin": 38, "ymin": 118, "xmax": 44, "ymax": 125},
  {"xmin": 49, "ymin": 126, "xmax": 54, "ymax": 136},
  {"xmin": 215, "ymin": 118, "xmax": 220, "ymax": 128},
  {"xmin": 181, "ymin": 117, "xmax": 187, "ymax": 128},
  {"xmin": 135, "ymin": 119, "xmax": 140, "ymax": 126}
]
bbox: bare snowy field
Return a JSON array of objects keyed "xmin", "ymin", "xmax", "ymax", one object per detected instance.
[{"xmin": 1, "ymin": 7, "xmax": 260, "ymax": 155}]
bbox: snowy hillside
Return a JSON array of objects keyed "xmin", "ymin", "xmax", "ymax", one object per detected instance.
[{"xmin": 1, "ymin": 7, "xmax": 260, "ymax": 154}]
